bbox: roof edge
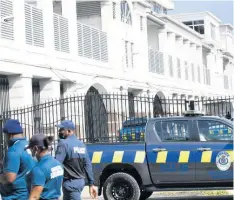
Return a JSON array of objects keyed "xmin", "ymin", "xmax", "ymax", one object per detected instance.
[
  {"xmin": 160, "ymin": 14, "xmax": 203, "ymax": 39},
  {"xmin": 171, "ymin": 11, "xmax": 222, "ymax": 23}
]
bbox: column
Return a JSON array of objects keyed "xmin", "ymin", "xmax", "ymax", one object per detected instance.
[
  {"xmin": 8, "ymin": 74, "xmax": 33, "ymax": 134},
  {"xmin": 13, "ymin": 0, "xmax": 26, "ymax": 48},
  {"xmin": 62, "ymin": 0, "xmax": 78, "ymax": 56},
  {"xmin": 37, "ymin": 0, "xmax": 54, "ymax": 54},
  {"xmin": 39, "ymin": 78, "xmax": 61, "ymax": 102},
  {"xmin": 8, "ymin": 74, "xmax": 33, "ymax": 109}
]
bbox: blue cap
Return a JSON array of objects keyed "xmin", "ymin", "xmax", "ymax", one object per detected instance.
[
  {"xmin": 3, "ymin": 119, "xmax": 23, "ymax": 134},
  {"xmin": 55, "ymin": 120, "xmax": 75, "ymax": 130}
]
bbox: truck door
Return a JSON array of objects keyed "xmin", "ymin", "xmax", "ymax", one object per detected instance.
[
  {"xmin": 146, "ymin": 119, "xmax": 196, "ymax": 184},
  {"xmin": 195, "ymin": 119, "xmax": 233, "ymax": 183}
]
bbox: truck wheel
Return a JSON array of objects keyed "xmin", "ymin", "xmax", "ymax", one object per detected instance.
[
  {"xmin": 103, "ymin": 172, "xmax": 141, "ymax": 200},
  {"xmin": 140, "ymin": 191, "xmax": 153, "ymax": 200}
]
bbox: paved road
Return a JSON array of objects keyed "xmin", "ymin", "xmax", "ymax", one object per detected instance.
[{"xmin": 81, "ymin": 195, "xmax": 233, "ymax": 200}]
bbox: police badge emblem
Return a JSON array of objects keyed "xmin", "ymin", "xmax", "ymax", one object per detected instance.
[{"xmin": 216, "ymin": 151, "xmax": 231, "ymax": 171}]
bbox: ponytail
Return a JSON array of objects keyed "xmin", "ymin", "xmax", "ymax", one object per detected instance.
[{"xmin": 43, "ymin": 136, "xmax": 54, "ymax": 149}]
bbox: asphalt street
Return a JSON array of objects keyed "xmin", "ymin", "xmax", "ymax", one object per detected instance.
[{"xmin": 81, "ymin": 195, "xmax": 233, "ymax": 200}]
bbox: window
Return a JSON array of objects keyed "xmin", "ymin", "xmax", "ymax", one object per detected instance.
[
  {"xmin": 130, "ymin": 43, "xmax": 134, "ymax": 68},
  {"xmin": 198, "ymin": 120, "xmax": 233, "ymax": 141},
  {"xmin": 191, "ymin": 63, "xmax": 195, "ymax": 82},
  {"xmin": 185, "ymin": 61, "xmax": 189, "ymax": 80},
  {"xmin": 211, "ymin": 23, "xmax": 216, "ymax": 39},
  {"xmin": 124, "ymin": 40, "xmax": 134, "ymax": 68},
  {"xmin": 183, "ymin": 20, "xmax": 205, "ymax": 34},
  {"xmin": 140, "ymin": 16, "xmax": 143, "ymax": 31},
  {"xmin": 121, "ymin": 1, "xmax": 132, "ymax": 25},
  {"xmin": 197, "ymin": 66, "xmax": 201, "ymax": 83},
  {"xmin": 125, "ymin": 41, "xmax": 128, "ymax": 68},
  {"xmin": 155, "ymin": 120, "xmax": 190, "ymax": 142},
  {"xmin": 177, "ymin": 58, "xmax": 181, "ymax": 78},
  {"xmin": 112, "ymin": 2, "xmax": 116, "ymax": 19},
  {"xmin": 168, "ymin": 55, "xmax": 173, "ymax": 77}
]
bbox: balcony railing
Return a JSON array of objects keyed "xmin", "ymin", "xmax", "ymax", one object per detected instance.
[
  {"xmin": 77, "ymin": 22, "xmax": 108, "ymax": 62},
  {"xmin": 25, "ymin": 4, "xmax": 44, "ymax": 47},
  {"xmin": 0, "ymin": 2, "xmax": 108, "ymax": 62},
  {"xmin": 0, "ymin": 0, "xmax": 14, "ymax": 40},
  {"xmin": 148, "ymin": 48, "xmax": 164, "ymax": 75}
]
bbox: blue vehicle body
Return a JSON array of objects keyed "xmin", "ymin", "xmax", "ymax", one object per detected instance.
[
  {"xmin": 118, "ymin": 117, "xmax": 147, "ymax": 141},
  {"xmin": 87, "ymin": 115, "xmax": 233, "ymax": 199}
]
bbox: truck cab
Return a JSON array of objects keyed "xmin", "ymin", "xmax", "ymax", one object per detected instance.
[{"xmin": 87, "ymin": 112, "xmax": 233, "ymax": 200}]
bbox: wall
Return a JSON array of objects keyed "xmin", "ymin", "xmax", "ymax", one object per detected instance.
[{"xmin": 0, "ymin": 0, "xmax": 233, "ymax": 111}]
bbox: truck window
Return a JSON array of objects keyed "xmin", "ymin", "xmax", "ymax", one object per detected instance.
[
  {"xmin": 197, "ymin": 120, "xmax": 233, "ymax": 141},
  {"xmin": 155, "ymin": 120, "xmax": 190, "ymax": 142}
]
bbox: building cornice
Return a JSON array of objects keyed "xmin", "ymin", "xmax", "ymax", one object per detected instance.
[
  {"xmin": 220, "ymin": 23, "xmax": 234, "ymax": 30},
  {"xmin": 160, "ymin": 15, "xmax": 203, "ymax": 39},
  {"xmin": 171, "ymin": 11, "xmax": 222, "ymax": 23},
  {"xmin": 135, "ymin": 1, "xmax": 152, "ymax": 8},
  {"xmin": 147, "ymin": 12, "xmax": 166, "ymax": 26}
]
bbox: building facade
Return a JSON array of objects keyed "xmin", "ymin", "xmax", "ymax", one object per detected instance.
[{"xmin": 0, "ymin": 0, "xmax": 233, "ymax": 112}]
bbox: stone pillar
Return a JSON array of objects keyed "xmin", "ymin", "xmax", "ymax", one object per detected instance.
[
  {"xmin": 8, "ymin": 74, "xmax": 33, "ymax": 109},
  {"xmin": 40, "ymin": 79, "xmax": 61, "ymax": 102},
  {"xmin": 61, "ymin": 0, "xmax": 78, "ymax": 56},
  {"xmin": 13, "ymin": 0, "xmax": 26, "ymax": 48},
  {"xmin": 37, "ymin": 0, "xmax": 54, "ymax": 54},
  {"xmin": 8, "ymin": 74, "xmax": 33, "ymax": 135}
]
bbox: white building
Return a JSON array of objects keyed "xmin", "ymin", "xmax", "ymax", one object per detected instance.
[{"xmin": 0, "ymin": 0, "xmax": 233, "ymax": 112}]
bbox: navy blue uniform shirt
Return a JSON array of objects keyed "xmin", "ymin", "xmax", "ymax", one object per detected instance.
[
  {"xmin": 55, "ymin": 135, "xmax": 94, "ymax": 185},
  {"xmin": 29, "ymin": 154, "xmax": 64, "ymax": 200},
  {"xmin": 2, "ymin": 138, "xmax": 36, "ymax": 199}
]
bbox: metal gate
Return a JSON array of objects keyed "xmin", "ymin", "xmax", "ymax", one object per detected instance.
[
  {"xmin": 84, "ymin": 87, "xmax": 108, "ymax": 143},
  {"xmin": 0, "ymin": 77, "xmax": 10, "ymax": 160},
  {"xmin": 32, "ymin": 80, "xmax": 41, "ymax": 133}
]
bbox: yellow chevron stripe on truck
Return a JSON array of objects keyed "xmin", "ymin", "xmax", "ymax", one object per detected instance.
[{"xmin": 91, "ymin": 150, "xmax": 234, "ymax": 164}]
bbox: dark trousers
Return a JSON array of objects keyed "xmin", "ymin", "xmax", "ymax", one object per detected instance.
[{"xmin": 62, "ymin": 179, "xmax": 85, "ymax": 200}]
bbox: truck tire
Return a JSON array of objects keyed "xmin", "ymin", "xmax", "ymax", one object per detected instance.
[
  {"xmin": 103, "ymin": 172, "xmax": 141, "ymax": 200},
  {"xmin": 140, "ymin": 191, "xmax": 153, "ymax": 200}
]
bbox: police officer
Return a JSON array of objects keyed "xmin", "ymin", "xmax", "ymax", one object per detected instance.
[
  {"xmin": 26, "ymin": 134, "xmax": 64, "ymax": 200},
  {"xmin": 55, "ymin": 120, "xmax": 97, "ymax": 200},
  {"xmin": 0, "ymin": 119, "xmax": 36, "ymax": 200}
]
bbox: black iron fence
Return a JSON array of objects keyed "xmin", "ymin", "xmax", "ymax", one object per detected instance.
[{"xmin": 0, "ymin": 94, "xmax": 233, "ymax": 159}]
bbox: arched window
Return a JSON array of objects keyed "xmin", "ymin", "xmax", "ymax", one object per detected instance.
[{"xmin": 120, "ymin": 1, "xmax": 132, "ymax": 25}]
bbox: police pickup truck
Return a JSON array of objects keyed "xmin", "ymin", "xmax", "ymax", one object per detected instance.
[{"xmin": 87, "ymin": 111, "xmax": 233, "ymax": 200}]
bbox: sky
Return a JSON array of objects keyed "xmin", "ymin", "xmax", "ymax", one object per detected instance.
[{"xmin": 169, "ymin": 0, "xmax": 233, "ymax": 25}]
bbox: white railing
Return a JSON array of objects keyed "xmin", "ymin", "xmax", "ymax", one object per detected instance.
[
  {"xmin": 148, "ymin": 48, "xmax": 164, "ymax": 75},
  {"xmin": 77, "ymin": 22, "xmax": 108, "ymax": 62},
  {"xmin": 25, "ymin": 4, "xmax": 44, "ymax": 47},
  {"xmin": 53, "ymin": 13, "xmax": 69, "ymax": 53},
  {"xmin": 0, "ymin": 0, "xmax": 14, "ymax": 40}
]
